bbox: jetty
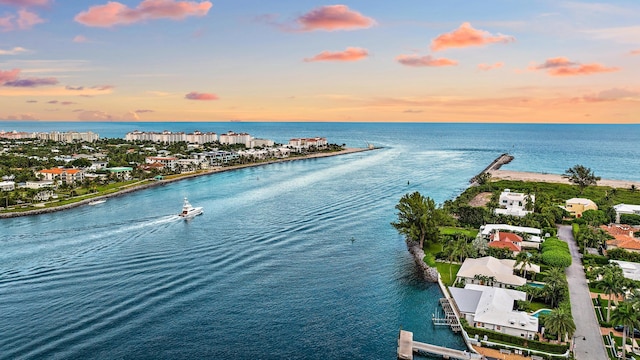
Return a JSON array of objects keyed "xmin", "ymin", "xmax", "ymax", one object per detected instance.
[
  {"xmin": 470, "ymin": 153, "xmax": 513, "ymax": 184},
  {"xmin": 397, "ymin": 330, "xmax": 484, "ymax": 360}
]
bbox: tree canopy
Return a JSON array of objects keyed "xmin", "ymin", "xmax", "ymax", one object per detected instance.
[
  {"xmin": 562, "ymin": 165, "xmax": 600, "ymax": 194},
  {"xmin": 391, "ymin": 191, "xmax": 440, "ymax": 249}
]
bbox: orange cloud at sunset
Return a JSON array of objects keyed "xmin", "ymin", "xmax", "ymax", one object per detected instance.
[
  {"xmin": 478, "ymin": 62, "xmax": 504, "ymax": 71},
  {"xmin": 431, "ymin": 22, "xmax": 514, "ymax": 51},
  {"xmin": 74, "ymin": 0, "xmax": 212, "ymax": 27},
  {"xmin": 530, "ymin": 57, "xmax": 619, "ymax": 76},
  {"xmin": 396, "ymin": 54, "xmax": 457, "ymax": 67},
  {"xmin": 304, "ymin": 47, "xmax": 369, "ymax": 62},
  {"xmin": 630, "ymin": 49, "xmax": 640, "ymax": 55},
  {"xmin": 296, "ymin": 5, "xmax": 375, "ymax": 31},
  {"xmin": 185, "ymin": 91, "xmax": 218, "ymax": 100}
]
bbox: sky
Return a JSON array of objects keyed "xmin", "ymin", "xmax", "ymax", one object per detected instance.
[{"xmin": 0, "ymin": 0, "xmax": 639, "ymax": 123}]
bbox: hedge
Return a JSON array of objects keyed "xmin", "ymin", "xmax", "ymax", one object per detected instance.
[
  {"xmin": 540, "ymin": 238, "xmax": 572, "ymax": 268},
  {"xmin": 463, "ymin": 325, "xmax": 569, "ymax": 354}
]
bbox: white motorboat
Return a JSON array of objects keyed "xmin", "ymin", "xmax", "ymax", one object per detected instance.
[
  {"xmin": 179, "ymin": 197, "xmax": 203, "ymax": 219},
  {"xmin": 88, "ymin": 199, "xmax": 106, "ymax": 205}
]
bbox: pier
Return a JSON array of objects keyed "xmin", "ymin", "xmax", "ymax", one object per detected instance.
[
  {"xmin": 432, "ymin": 298, "xmax": 461, "ymax": 332},
  {"xmin": 397, "ymin": 330, "xmax": 484, "ymax": 360}
]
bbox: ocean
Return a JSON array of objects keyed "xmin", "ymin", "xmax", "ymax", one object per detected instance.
[{"xmin": 1, "ymin": 122, "xmax": 639, "ymax": 359}]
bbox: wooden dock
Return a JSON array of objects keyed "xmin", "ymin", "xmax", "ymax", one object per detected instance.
[
  {"xmin": 432, "ymin": 298, "xmax": 462, "ymax": 332},
  {"xmin": 398, "ymin": 330, "xmax": 484, "ymax": 359}
]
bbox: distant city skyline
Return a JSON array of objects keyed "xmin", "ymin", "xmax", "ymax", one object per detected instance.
[{"xmin": 1, "ymin": 0, "xmax": 639, "ymax": 123}]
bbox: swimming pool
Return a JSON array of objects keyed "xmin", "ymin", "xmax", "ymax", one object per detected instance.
[{"xmin": 531, "ymin": 309, "xmax": 552, "ymax": 318}]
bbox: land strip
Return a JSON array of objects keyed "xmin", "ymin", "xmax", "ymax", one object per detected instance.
[
  {"xmin": 0, "ymin": 147, "xmax": 372, "ymax": 219},
  {"xmin": 489, "ymin": 169, "xmax": 640, "ymax": 189}
]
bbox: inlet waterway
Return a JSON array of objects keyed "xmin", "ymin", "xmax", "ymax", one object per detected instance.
[{"xmin": 1, "ymin": 122, "xmax": 639, "ymax": 359}]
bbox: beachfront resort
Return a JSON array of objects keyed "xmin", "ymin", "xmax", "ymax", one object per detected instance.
[
  {"xmin": 0, "ymin": 129, "xmax": 338, "ymax": 216},
  {"xmin": 393, "ymin": 171, "xmax": 640, "ymax": 360}
]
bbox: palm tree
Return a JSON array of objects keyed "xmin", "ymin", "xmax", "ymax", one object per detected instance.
[
  {"xmin": 597, "ymin": 264, "xmax": 626, "ymax": 323},
  {"xmin": 610, "ymin": 302, "xmax": 639, "ymax": 360},
  {"xmin": 443, "ymin": 241, "xmax": 457, "ymax": 281},
  {"xmin": 544, "ymin": 306, "xmax": 576, "ymax": 342},
  {"xmin": 626, "ymin": 288, "xmax": 640, "ymax": 311},
  {"xmin": 515, "ymin": 251, "xmax": 534, "ymax": 280},
  {"xmin": 543, "ymin": 267, "xmax": 567, "ymax": 308},
  {"xmin": 391, "ymin": 192, "xmax": 439, "ymax": 249},
  {"xmin": 562, "ymin": 164, "xmax": 601, "ymax": 194}
]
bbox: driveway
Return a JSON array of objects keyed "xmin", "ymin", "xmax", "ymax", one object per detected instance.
[{"xmin": 557, "ymin": 225, "xmax": 609, "ymax": 360}]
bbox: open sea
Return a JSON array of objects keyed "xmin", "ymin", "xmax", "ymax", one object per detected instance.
[{"xmin": 1, "ymin": 122, "xmax": 639, "ymax": 359}]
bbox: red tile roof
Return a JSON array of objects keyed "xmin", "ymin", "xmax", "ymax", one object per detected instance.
[{"xmin": 488, "ymin": 241, "xmax": 521, "ymax": 252}]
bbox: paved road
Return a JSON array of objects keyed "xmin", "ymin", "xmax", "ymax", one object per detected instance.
[{"xmin": 557, "ymin": 225, "xmax": 609, "ymax": 360}]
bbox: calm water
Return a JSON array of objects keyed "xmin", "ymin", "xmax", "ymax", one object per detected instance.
[{"xmin": 1, "ymin": 122, "xmax": 639, "ymax": 359}]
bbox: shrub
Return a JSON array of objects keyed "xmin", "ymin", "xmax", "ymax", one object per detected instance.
[
  {"xmin": 423, "ymin": 253, "xmax": 437, "ymax": 267},
  {"xmin": 464, "ymin": 325, "xmax": 569, "ymax": 354},
  {"xmin": 541, "ymin": 250, "xmax": 572, "ymax": 268}
]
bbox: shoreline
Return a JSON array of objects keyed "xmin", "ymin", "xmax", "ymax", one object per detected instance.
[
  {"xmin": 489, "ymin": 169, "xmax": 640, "ymax": 189},
  {"xmin": 0, "ymin": 147, "xmax": 374, "ymax": 219}
]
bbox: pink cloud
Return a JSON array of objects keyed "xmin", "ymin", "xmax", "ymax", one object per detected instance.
[
  {"xmin": 431, "ymin": 22, "xmax": 515, "ymax": 51},
  {"xmin": 185, "ymin": 91, "xmax": 218, "ymax": 100},
  {"xmin": 73, "ymin": 35, "xmax": 89, "ymax": 43},
  {"xmin": 304, "ymin": 47, "xmax": 369, "ymax": 62},
  {"xmin": 630, "ymin": 49, "xmax": 640, "ymax": 56},
  {"xmin": 478, "ymin": 62, "xmax": 504, "ymax": 71},
  {"xmin": 0, "ymin": 0, "xmax": 50, "ymax": 6},
  {"xmin": 4, "ymin": 77, "xmax": 58, "ymax": 87},
  {"xmin": 396, "ymin": 54, "xmax": 458, "ymax": 67},
  {"xmin": 579, "ymin": 88, "xmax": 639, "ymax": 103},
  {"xmin": 0, "ymin": 9, "xmax": 44, "ymax": 31},
  {"xmin": 75, "ymin": 0, "xmax": 213, "ymax": 28},
  {"xmin": 530, "ymin": 57, "xmax": 619, "ymax": 76},
  {"xmin": 92, "ymin": 84, "xmax": 114, "ymax": 90},
  {"xmin": 297, "ymin": 5, "xmax": 375, "ymax": 31},
  {"xmin": 0, "ymin": 68, "xmax": 20, "ymax": 83},
  {"xmin": 76, "ymin": 110, "xmax": 113, "ymax": 121}
]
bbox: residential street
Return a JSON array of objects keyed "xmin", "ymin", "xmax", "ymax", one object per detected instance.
[{"xmin": 557, "ymin": 225, "xmax": 609, "ymax": 360}]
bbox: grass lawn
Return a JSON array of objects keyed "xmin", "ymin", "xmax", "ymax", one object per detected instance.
[
  {"xmin": 424, "ymin": 242, "xmax": 443, "ymax": 255},
  {"xmin": 435, "ymin": 262, "xmax": 461, "ymax": 286},
  {"xmin": 440, "ymin": 227, "xmax": 478, "ymax": 238},
  {"xmin": 528, "ymin": 301, "xmax": 549, "ymax": 312}
]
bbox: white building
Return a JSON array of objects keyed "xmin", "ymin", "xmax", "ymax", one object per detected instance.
[
  {"xmin": 287, "ymin": 137, "xmax": 328, "ymax": 152},
  {"xmin": 125, "ymin": 130, "xmax": 218, "ymax": 144},
  {"xmin": 0, "ymin": 180, "xmax": 15, "ymax": 191},
  {"xmin": 24, "ymin": 180, "xmax": 55, "ymax": 189},
  {"xmin": 145, "ymin": 156, "xmax": 178, "ymax": 171},
  {"xmin": 449, "ymin": 284, "xmax": 538, "ymax": 339},
  {"xmin": 613, "ymin": 204, "xmax": 640, "ymax": 223},
  {"xmin": 494, "ymin": 189, "xmax": 535, "ymax": 217},
  {"xmin": 455, "ymin": 256, "xmax": 530, "ymax": 288},
  {"xmin": 480, "ymin": 224, "xmax": 542, "ymax": 243}
]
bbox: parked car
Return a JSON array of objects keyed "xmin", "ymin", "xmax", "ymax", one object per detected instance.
[{"xmin": 614, "ymin": 325, "xmax": 640, "ymax": 337}]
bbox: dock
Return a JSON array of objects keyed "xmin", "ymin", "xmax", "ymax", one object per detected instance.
[
  {"xmin": 432, "ymin": 298, "xmax": 461, "ymax": 332},
  {"xmin": 470, "ymin": 153, "xmax": 514, "ymax": 184},
  {"xmin": 398, "ymin": 330, "xmax": 484, "ymax": 360}
]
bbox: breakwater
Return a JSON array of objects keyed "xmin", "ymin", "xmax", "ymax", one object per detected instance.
[{"xmin": 469, "ymin": 153, "xmax": 513, "ymax": 184}]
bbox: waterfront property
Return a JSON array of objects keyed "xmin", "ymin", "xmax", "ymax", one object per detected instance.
[
  {"xmin": 449, "ymin": 284, "xmax": 538, "ymax": 340},
  {"xmin": 494, "ymin": 189, "xmax": 534, "ymax": 217},
  {"xmin": 36, "ymin": 168, "xmax": 84, "ymax": 185},
  {"xmin": 455, "ymin": 256, "xmax": 529, "ymax": 288},
  {"xmin": 564, "ymin": 198, "xmax": 598, "ymax": 218},
  {"xmin": 480, "ymin": 224, "xmax": 543, "ymax": 243},
  {"xmin": 602, "ymin": 224, "xmax": 640, "ymax": 253},
  {"xmin": 487, "ymin": 231, "xmax": 523, "ymax": 255}
]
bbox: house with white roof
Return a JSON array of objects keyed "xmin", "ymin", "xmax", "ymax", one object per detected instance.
[
  {"xmin": 613, "ymin": 204, "xmax": 640, "ymax": 223},
  {"xmin": 449, "ymin": 284, "xmax": 538, "ymax": 339},
  {"xmin": 480, "ymin": 224, "xmax": 542, "ymax": 243},
  {"xmin": 455, "ymin": 256, "xmax": 536, "ymax": 288},
  {"xmin": 494, "ymin": 189, "xmax": 534, "ymax": 217}
]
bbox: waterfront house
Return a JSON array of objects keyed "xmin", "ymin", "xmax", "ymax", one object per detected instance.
[
  {"xmin": 105, "ymin": 167, "xmax": 133, "ymax": 181},
  {"xmin": 602, "ymin": 224, "xmax": 640, "ymax": 253},
  {"xmin": 488, "ymin": 231, "xmax": 523, "ymax": 255},
  {"xmin": 24, "ymin": 180, "xmax": 55, "ymax": 189},
  {"xmin": 564, "ymin": 198, "xmax": 598, "ymax": 218},
  {"xmin": 145, "ymin": 156, "xmax": 178, "ymax": 171},
  {"xmin": 494, "ymin": 189, "xmax": 534, "ymax": 217},
  {"xmin": 449, "ymin": 284, "xmax": 538, "ymax": 339},
  {"xmin": 36, "ymin": 168, "xmax": 84, "ymax": 185},
  {"xmin": 480, "ymin": 224, "xmax": 543, "ymax": 243},
  {"xmin": 613, "ymin": 204, "xmax": 640, "ymax": 223},
  {"xmin": 455, "ymin": 256, "xmax": 530, "ymax": 288}
]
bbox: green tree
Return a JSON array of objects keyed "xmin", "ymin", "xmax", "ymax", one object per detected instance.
[
  {"xmin": 515, "ymin": 251, "xmax": 535, "ymax": 280},
  {"xmin": 610, "ymin": 302, "xmax": 639, "ymax": 360},
  {"xmin": 543, "ymin": 267, "xmax": 567, "ymax": 308},
  {"xmin": 544, "ymin": 306, "xmax": 575, "ymax": 342},
  {"xmin": 596, "ymin": 264, "xmax": 625, "ymax": 322},
  {"xmin": 562, "ymin": 165, "xmax": 601, "ymax": 194},
  {"xmin": 391, "ymin": 192, "xmax": 439, "ymax": 249}
]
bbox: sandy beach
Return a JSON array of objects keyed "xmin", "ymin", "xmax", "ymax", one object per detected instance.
[
  {"xmin": 0, "ymin": 147, "xmax": 373, "ymax": 219},
  {"xmin": 489, "ymin": 169, "xmax": 640, "ymax": 189}
]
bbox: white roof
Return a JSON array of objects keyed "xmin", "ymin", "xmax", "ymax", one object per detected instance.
[
  {"xmin": 480, "ymin": 224, "xmax": 541, "ymax": 236},
  {"xmin": 449, "ymin": 284, "xmax": 538, "ymax": 332},
  {"xmin": 566, "ymin": 198, "xmax": 596, "ymax": 206},
  {"xmin": 614, "ymin": 204, "xmax": 640, "ymax": 213},
  {"xmin": 456, "ymin": 256, "xmax": 527, "ymax": 287},
  {"xmin": 610, "ymin": 260, "xmax": 640, "ymax": 281}
]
